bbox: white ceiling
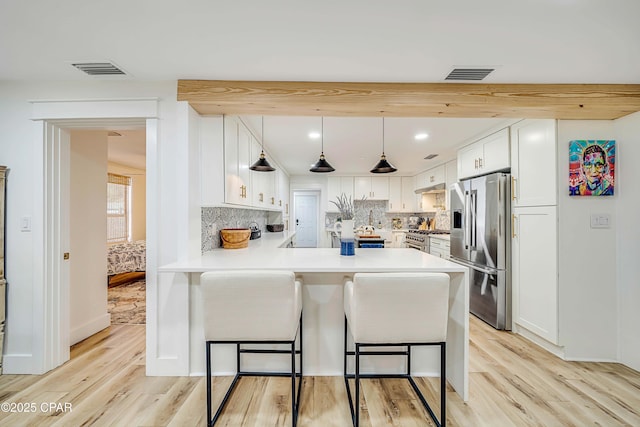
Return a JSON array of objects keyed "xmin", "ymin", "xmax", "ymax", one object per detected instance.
[{"xmin": 3, "ymin": 0, "xmax": 639, "ymax": 175}]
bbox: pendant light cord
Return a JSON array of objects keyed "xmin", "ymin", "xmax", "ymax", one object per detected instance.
[
  {"xmin": 382, "ymin": 117, "xmax": 385, "ymax": 154},
  {"xmin": 321, "ymin": 116, "xmax": 324, "ymax": 154}
]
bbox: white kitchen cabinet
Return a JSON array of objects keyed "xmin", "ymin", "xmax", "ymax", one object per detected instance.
[
  {"xmin": 327, "ymin": 176, "xmax": 354, "ymax": 211},
  {"xmin": 354, "ymin": 176, "xmax": 389, "ymax": 200},
  {"xmin": 428, "ymin": 236, "xmax": 450, "ymax": 258},
  {"xmin": 512, "ymin": 205, "xmax": 559, "ymax": 344},
  {"xmin": 388, "ymin": 177, "xmax": 402, "ymax": 211},
  {"xmin": 511, "ymin": 119, "xmax": 557, "ymax": 207},
  {"xmin": 249, "ymin": 137, "xmax": 278, "ymax": 208},
  {"xmin": 458, "ymin": 127, "xmax": 510, "ymax": 179},
  {"xmin": 388, "ymin": 176, "xmax": 416, "ymax": 212},
  {"xmin": 391, "ymin": 231, "xmax": 406, "ymax": 248},
  {"xmin": 277, "ymin": 168, "xmax": 290, "ymax": 215},
  {"xmin": 415, "ymin": 164, "xmax": 445, "ymax": 189},
  {"xmin": 224, "ymin": 116, "xmax": 252, "ymax": 206},
  {"xmin": 401, "ymin": 176, "xmax": 416, "ymax": 212}
]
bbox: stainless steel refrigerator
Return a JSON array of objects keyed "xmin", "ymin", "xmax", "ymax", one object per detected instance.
[{"xmin": 450, "ymin": 172, "xmax": 511, "ymax": 330}]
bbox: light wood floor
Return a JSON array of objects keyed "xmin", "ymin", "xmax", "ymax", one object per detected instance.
[{"xmin": 1, "ymin": 317, "xmax": 639, "ymax": 426}]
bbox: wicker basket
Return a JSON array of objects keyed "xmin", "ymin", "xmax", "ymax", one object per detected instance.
[{"xmin": 220, "ymin": 228, "xmax": 251, "ymax": 249}]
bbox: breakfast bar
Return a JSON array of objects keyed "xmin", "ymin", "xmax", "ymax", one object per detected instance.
[{"xmin": 159, "ymin": 231, "xmax": 470, "ymax": 401}]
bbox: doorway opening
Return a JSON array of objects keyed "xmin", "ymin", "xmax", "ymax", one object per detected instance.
[
  {"xmin": 293, "ymin": 191, "xmax": 320, "ymax": 248},
  {"xmin": 105, "ymin": 129, "xmax": 147, "ymax": 326},
  {"xmin": 68, "ymin": 128, "xmax": 147, "ymax": 344}
]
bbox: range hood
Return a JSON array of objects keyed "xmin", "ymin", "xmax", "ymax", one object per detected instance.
[{"xmin": 414, "ymin": 183, "xmax": 446, "ymax": 194}]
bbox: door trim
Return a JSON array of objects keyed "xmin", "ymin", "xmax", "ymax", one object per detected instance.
[{"xmin": 29, "ymin": 99, "xmax": 157, "ymax": 374}]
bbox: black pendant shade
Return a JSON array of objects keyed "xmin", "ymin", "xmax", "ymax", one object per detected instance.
[
  {"xmin": 370, "ymin": 117, "xmax": 397, "ymax": 173},
  {"xmin": 249, "ymin": 116, "xmax": 276, "ymax": 172},
  {"xmin": 310, "ymin": 117, "xmax": 335, "ymax": 173},
  {"xmin": 370, "ymin": 153, "xmax": 397, "ymax": 173},
  {"xmin": 310, "ymin": 153, "xmax": 335, "ymax": 173},
  {"xmin": 250, "ymin": 150, "xmax": 275, "ymax": 171}
]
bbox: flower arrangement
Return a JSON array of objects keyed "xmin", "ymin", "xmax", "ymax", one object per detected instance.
[{"xmin": 330, "ymin": 193, "xmax": 355, "ymax": 220}]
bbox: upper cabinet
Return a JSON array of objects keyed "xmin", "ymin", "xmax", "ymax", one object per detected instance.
[
  {"xmin": 415, "ymin": 164, "xmax": 445, "ymax": 189},
  {"xmin": 327, "ymin": 176, "xmax": 354, "ymax": 211},
  {"xmin": 354, "ymin": 176, "xmax": 389, "ymax": 200},
  {"xmin": 222, "ymin": 116, "xmax": 284, "ymax": 211},
  {"xmin": 277, "ymin": 169, "xmax": 290, "ymax": 216},
  {"xmin": 458, "ymin": 128, "xmax": 510, "ymax": 179},
  {"xmin": 510, "ymin": 120, "xmax": 557, "ymax": 207},
  {"xmin": 388, "ymin": 176, "xmax": 416, "ymax": 212},
  {"xmin": 224, "ymin": 116, "xmax": 252, "ymax": 206}
]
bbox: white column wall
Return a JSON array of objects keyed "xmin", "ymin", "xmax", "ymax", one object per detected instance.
[
  {"xmin": 70, "ymin": 131, "xmax": 109, "ymax": 345},
  {"xmin": 613, "ymin": 111, "xmax": 640, "ymax": 371},
  {"xmin": 557, "ymin": 120, "xmax": 618, "ymax": 361},
  {"xmin": 0, "ymin": 81, "xmax": 186, "ymax": 374}
]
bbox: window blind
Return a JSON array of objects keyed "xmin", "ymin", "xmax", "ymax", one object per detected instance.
[{"xmin": 107, "ymin": 173, "xmax": 132, "ymax": 243}]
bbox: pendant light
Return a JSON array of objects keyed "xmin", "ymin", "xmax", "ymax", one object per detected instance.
[
  {"xmin": 370, "ymin": 117, "xmax": 397, "ymax": 173},
  {"xmin": 310, "ymin": 116, "xmax": 335, "ymax": 173},
  {"xmin": 249, "ymin": 116, "xmax": 275, "ymax": 172}
]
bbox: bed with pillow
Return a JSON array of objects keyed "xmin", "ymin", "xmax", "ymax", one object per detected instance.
[{"xmin": 107, "ymin": 240, "xmax": 146, "ymax": 277}]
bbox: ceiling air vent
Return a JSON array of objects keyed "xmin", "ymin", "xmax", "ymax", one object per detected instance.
[
  {"xmin": 445, "ymin": 68, "xmax": 494, "ymax": 81},
  {"xmin": 71, "ymin": 62, "xmax": 127, "ymax": 76},
  {"xmin": 424, "ymin": 154, "xmax": 439, "ymax": 160}
]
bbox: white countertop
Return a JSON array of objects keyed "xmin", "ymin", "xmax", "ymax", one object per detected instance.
[
  {"xmin": 159, "ymin": 230, "xmax": 465, "ymax": 274},
  {"xmin": 158, "ymin": 228, "xmax": 469, "ymax": 401}
]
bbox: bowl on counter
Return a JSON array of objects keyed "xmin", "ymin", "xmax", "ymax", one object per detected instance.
[
  {"xmin": 220, "ymin": 228, "xmax": 251, "ymax": 249},
  {"xmin": 267, "ymin": 224, "xmax": 284, "ymax": 232}
]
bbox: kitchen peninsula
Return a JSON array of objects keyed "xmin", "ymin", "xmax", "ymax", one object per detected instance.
[{"xmin": 159, "ymin": 231, "xmax": 470, "ymax": 400}]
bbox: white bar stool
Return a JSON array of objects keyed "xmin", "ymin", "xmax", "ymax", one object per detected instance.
[
  {"xmin": 343, "ymin": 272, "xmax": 450, "ymax": 427},
  {"xmin": 200, "ymin": 270, "xmax": 303, "ymax": 427}
]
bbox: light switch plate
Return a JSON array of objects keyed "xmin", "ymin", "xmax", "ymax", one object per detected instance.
[
  {"xmin": 21, "ymin": 216, "xmax": 31, "ymax": 232},
  {"xmin": 590, "ymin": 213, "xmax": 611, "ymax": 229}
]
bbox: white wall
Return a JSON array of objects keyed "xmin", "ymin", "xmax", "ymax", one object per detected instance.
[
  {"xmin": 108, "ymin": 162, "xmax": 146, "ymax": 242},
  {"xmin": 557, "ymin": 120, "xmax": 617, "ymax": 361},
  {"xmin": 613, "ymin": 111, "xmax": 640, "ymax": 371},
  {"xmin": 70, "ymin": 131, "xmax": 110, "ymax": 345},
  {"xmin": 0, "ymin": 80, "xmax": 182, "ymax": 374}
]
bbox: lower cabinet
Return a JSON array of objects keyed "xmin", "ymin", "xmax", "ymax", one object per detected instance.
[
  {"xmin": 512, "ymin": 205, "xmax": 559, "ymax": 344},
  {"xmin": 428, "ymin": 237, "xmax": 450, "ymax": 258}
]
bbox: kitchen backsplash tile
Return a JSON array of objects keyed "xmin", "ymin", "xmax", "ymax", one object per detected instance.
[
  {"xmin": 324, "ymin": 200, "xmax": 444, "ymax": 231},
  {"xmin": 202, "ymin": 207, "xmax": 269, "ymax": 252}
]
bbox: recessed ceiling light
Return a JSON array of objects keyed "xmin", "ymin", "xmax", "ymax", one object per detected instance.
[
  {"xmin": 308, "ymin": 131, "xmax": 321, "ymax": 139},
  {"xmin": 415, "ymin": 133, "xmax": 429, "ymax": 140}
]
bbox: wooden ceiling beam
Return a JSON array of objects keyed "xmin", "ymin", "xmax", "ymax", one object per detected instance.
[{"xmin": 177, "ymin": 80, "xmax": 640, "ymax": 120}]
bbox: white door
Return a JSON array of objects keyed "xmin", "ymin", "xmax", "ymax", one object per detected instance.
[{"xmin": 294, "ymin": 193, "xmax": 318, "ymax": 247}]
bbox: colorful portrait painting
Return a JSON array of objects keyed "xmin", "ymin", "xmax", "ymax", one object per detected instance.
[{"xmin": 569, "ymin": 140, "xmax": 615, "ymax": 196}]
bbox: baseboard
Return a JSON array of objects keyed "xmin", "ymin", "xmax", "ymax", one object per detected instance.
[
  {"xmin": 2, "ymin": 354, "xmax": 35, "ymax": 374},
  {"xmin": 70, "ymin": 313, "xmax": 111, "ymax": 345},
  {"xmin": 514, "ymin": 324, "xmax": 565, "ymax": 359}
]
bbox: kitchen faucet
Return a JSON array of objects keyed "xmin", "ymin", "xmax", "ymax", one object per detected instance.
[{"xmin": 369, "ymin": 210, "xmax": 373, "ymax": 226}]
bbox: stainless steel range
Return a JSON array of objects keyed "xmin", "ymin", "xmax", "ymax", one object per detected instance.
[{"xmin": 405, "ymin": 230, "xmax": 450, "ymax": 252}]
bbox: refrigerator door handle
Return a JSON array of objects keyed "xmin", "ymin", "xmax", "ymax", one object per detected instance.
[
  {"xmin": 470, "ymin": 190, "xmax": 477, "ymax": 249},
  {"xmin": 450, "ymin": 257, "xmax": 499, "ymax": 276},
  {"xmin": 464, "ymin": 191, "xmax": 471, "ymax": 249}
]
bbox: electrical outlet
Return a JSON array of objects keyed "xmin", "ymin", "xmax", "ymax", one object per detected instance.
[{"xmin": 590, "ymin": 213, "xmax": 611, "ymax": 229}]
